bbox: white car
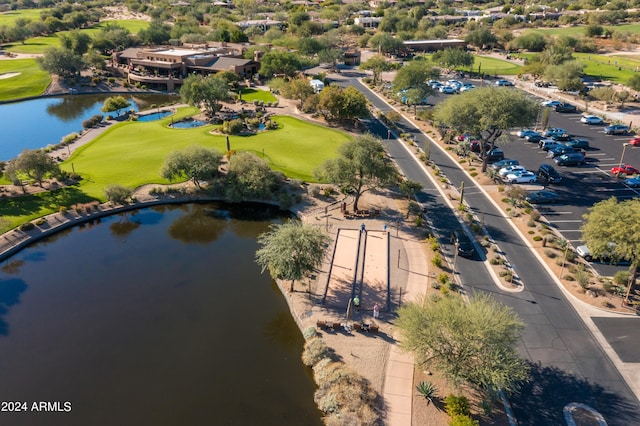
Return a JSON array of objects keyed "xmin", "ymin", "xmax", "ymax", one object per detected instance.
[
  {"xmin": 498, "ymin": 165, "xmax": 526, "ymax": 177},
  {"xmin": 580, "ymin": 115, "xmax": 605, "ymax": 125},
  {"xmin": 541, "ymin": 100, "xmax": 562, "ymax": 107},
  {"xmin": 505, "ymin": 171, "xmax": 537, "ymax": 184},
  {"xmin": 439, "ymin": 86, "xmax": 457, "ymax": 94},
  {"xmin": 459, "ymin": 83, "xmax": 476, "ymax": 92}
]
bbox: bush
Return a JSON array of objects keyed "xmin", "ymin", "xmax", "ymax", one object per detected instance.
[
  {"xmin": 222, "ymin": 119, "xmax": 244, "ymax": 135},
  {"xmin": 437, "ymin": 273, "xmax": 449, "ymax": 285},
  {"xmin": 104, "ymin": 184, "xmax": 132, "ymax": 204},
  {"xmin": 574, "ymin": 265, "xmax": 591, "ymax": 289},
  {"xmin": 602, "ymin": 280, "xmax": 615, "ymax": 294},
  {"xmin": 533, "ymin": 235, "xmax": 543, "ymax": 241},
  {"xmin": 308, "ymin": 184, "xmax": 321, "ymax": 197},
  {"xmin": 302, "ymin": 337, "xmax": 331, "ymax": 367},
  {"xmin": 444, "ymin": 395, "xmax": 470, "ymax": 416},
  {"xmin": 279, "ymin": 192, "xmax": 293, "ymax": 210},
  {"xmin": 544, "ymin": 249, "xmax": 557, "ymax": 258},
  {"xmin": 432, "ymin": 254, "xmax": 443, "ymax": 268},
  {"xmin": 19, "ymin": 222, "xmax": 35, "ymax": 231},
  {"xmin": 58, "ymin": 206, "xmax": 68, "ymax": 214},
  {"xmin": 613, "ymin": 270, "xmax": 630, "ymax": 286},
  {"xmin": 426, "ymin": 235, "xmax": 440, "ymax": 252},
  {"xmin": 416, "ymin": 381, "xmax": 437, "ymax": 405},
  {"xmin": 450, "ymin": 415, "xmax": 479, "ymax": 426},
  {"xmin": 303, "ymin": 326, "xmax": 317, "ymax": 340}
]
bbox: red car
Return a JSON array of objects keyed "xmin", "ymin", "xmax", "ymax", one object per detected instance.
[
  {"xmin": 611, "ymin": 164, "xmax": 640, "ymax": 176},
  {"xmin": 629, "ymin": 137, "xmax": 640, "ymax": 147}
]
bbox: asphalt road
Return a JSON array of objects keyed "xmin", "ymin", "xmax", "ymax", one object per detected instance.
[{"xmin": 333, "ymin": 73, "xmax": 640, "ymax": 425}]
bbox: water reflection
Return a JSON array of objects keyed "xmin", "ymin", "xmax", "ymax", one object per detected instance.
[
  {"xmin": 167, "ymin": 204, "xmax": 228, "ymax": 244},
  {"xmin": 0, "ymin": 278, "xmax": 28, "ymax": 335}
]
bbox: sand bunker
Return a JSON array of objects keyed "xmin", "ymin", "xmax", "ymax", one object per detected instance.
[{"xmin": 0, "ymin": 72, "xmax": 20, "ymax": 79}]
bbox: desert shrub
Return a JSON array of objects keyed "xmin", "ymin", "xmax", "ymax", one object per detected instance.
[
  {"xmin": 565, "ymin": 275, "xmax": 575, "ymax": 281},
  {"xmin": 415, "ymin": 216, "xmax": 424, "ymax": 227},
  {"xmin": 416, "ymin": 381, "xmax": 437, "ymax": 404},
  {"xmin": 426, "ymin": 235, "xmax": 440, "ymax": 252},
  {"xmin": 58, "ymin": 206, "xmax": 68, "ymax": 214},
  {"xmin": 444, "ymin": 395, "xmax": 470, "ymax": 416},
  {"xmin": 432, "ymin": 254, "xmax": 443, "ymax": 268},
  {"xmin": 602, "ymin": 280, "xmax": 615, "ymax": 294},
  {"xmin": 308, "ymin": 184, "xmax": 321, "ymax": 197},
  {"xmin": 450, "ymin": 415, "xmax": 479, "ymax": 426},
  {"xmin": 528, "ymin": 230, "xmax": 535, "ymax": 234},
  {"xmin": 437, "ymin": 273, "xmax": 449, "ymax": 285},
  {"xmin": 82, "ymin": 114, "xmax": 104, "ymax": 129},
  {"xmin": 104, "ymin": 184, "xmax": 132, "ymax": 204},
  {"xmin": 574, "ymin": 265, "xmax": 591, "ymax": 289},
  {"xmin": 279, "ymin": 192, "xmax": 293, "ymax": 210},
  {"xmin": 527, "ymin": 219, "xmax": 536, "ymax": 227},
  {"xmin": 470, "ymin": 223, "xmax": 482, "ymax": 233},
  {"xmin": 544, "ymin": 249, "xmax": 557, "ymax": 258},
  {"xmin": 34, "ymin": 218, "xmax": 46, "ymax": 226},
  {"xmin": 222, "ymin": 119, "xmax": 244, "ymax": 134},
  {"xmin": 303, "ymin": 326, "xmax": 317, "ymax": 340},
  {"xmin": 613, "ymin": 270, "xmax": 630, "ymax": 286},
  {"xmin": 566, "ymin": 250, "xmax": 576, "ymax": 262},
  {"xmin": 533, "ymin": 235, "xmax": 542, "ymax": 241},
  {"xmin": 530, "ymin": 210, "xmax": 541, "ymax": 221},
  {"xmin": 322, "ymin": 186, "xmax": 333, "ymax": 197},
  {"xmin": 302, "ymin": 336, "xmax": 331, "ymax": 367},
  {"xmin": 19, "ymin": 222, "xmax": 35, "ymax": 231}
]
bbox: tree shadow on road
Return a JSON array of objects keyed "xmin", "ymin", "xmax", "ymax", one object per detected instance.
[{"xmin": 509, "ymin": 361, "xmax": 639, "ymax": 426}]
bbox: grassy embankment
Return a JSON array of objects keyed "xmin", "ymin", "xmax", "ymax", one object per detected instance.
[{"xmin": 0, "ymin": 107, "xmax": 350, "ymax": 233}]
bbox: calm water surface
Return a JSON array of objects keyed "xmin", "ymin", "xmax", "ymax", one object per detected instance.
[
  {"xmin": 0, "ymin": 203, "xmax": 322, "ymax": 426},
  {"xmin": 1, "ymin": 93, "xmax": 178, "ymax": 161}
]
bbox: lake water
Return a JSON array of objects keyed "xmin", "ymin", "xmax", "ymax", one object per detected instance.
[
  {"xmin": 1, "ymin": 93, "xmax": 178, "ymax": 161},
  {"xmin": 0, "ymin": 202, "xmax": 322, "ymax": 426}
]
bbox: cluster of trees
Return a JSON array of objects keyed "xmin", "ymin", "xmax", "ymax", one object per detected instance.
[
  {"xmin": 160, "ymin": 146, "xmax": 286, "ymax": 203},
  {"xmin": 179, "ymin": 73, "xmax": 235, "ymax": 116}
]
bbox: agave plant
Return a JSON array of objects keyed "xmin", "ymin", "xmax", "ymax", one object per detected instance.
[{"xmin": 416, "ymin": 381, "xmax": 437, "ymax": 405}]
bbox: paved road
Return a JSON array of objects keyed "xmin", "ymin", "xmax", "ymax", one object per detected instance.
[{"xmin": 334, "ymin": 73, "xmax": 640, "ymax": 425}]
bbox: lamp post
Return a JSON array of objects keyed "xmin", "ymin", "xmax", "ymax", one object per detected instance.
[{"xmin": 618, "ymin": 142, "xmax": 630, "ymax": 169}]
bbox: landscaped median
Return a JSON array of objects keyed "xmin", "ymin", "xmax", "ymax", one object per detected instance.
[{"xmin": 0, "ymin": 107, "xmax": 352, "ymax": 233}]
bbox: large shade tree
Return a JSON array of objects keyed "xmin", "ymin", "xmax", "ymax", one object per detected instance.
[
  {"xmin": 6, "ymin": 149, "xmax": 60, "ymax": 188},
  {"xmin": 256, "ymin": 222, "xmax": 329, "ymax": 292},
  {"xmin": 180, "ymin": 74, "xmax": 231, "ymax": 116},
  {"xmin": 314, "ymin": 134, "xmax": 397, "ymax": 211},
  {"xmin": 224, "ymin": 152, "xmax": 283, "ymax": 202},
  {"xmin": 392, "ymin": 59, "xmax": 438, "ymax": 112},
  {"xmin": 433, "ymin": 87, "xmax": 539, "ymax": 172},
  {"xmin": 101, "ymin": 96, "xmax": 131, "ymax": 117},
  {"xmin": 359, "ymin": 54, "xmax": 394, "ymax": 86},
  {"xmin": 161, "ymin": 145, "xmax": 223, "ymax": 189},
  {"xmin": 397, "ymin": 293, "xmax": 530, "ymax": 397},
  {"xmin": 581, "ymin": 197, "xmax": 640, "ymax": 304}
]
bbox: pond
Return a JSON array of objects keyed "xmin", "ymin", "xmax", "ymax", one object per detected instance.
[
  {"xmin": 1, "ymin": 93, "xmax": 179, "ymax": 161},
  {"xmin": 169, "ymin": 118, "xmax": 207, "ymax": 128},
  {"xmin": 0, "ymin": 202, "xmax": 322, "ymax": 426},
  {"xmin": 136, "ymin": 110, "xmax": 173, "ymax": 122}
]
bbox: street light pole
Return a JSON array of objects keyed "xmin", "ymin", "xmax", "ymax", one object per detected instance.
[{"xmin": 618, "ymin": 143, "xmax": 630, "ymax": 169}]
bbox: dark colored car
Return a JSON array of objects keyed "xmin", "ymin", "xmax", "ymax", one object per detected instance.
[
  {"xmin": 470, "ymin": 141, "xmax": 491, "ymax": 153},
  {"xmin": 451, "ymin": 230, "xmax": 475, "ymax": 257},
  {"xmin": 554, "ymin": 153, "xmax": 586, "ymax": 166},
  {"xmin": 551, "ymin": 133, "xmax": 573, "ymax": 142},
  {"xmin": 490, "ymin": 159, "xmax": 519, "ymax": 171},
  {"xmin": 525, "ymin": 133, "xmax": 543, "ymax": 143},
  {"xmin": 565, "ymin": 139, "xmax": 590, "ymax": 150},
  {"xmin": 547, "ymin": 145, "xmax": 578, "ymax": 158},
  {"xmin": 555, "ymin": 103, "xmax": 578, "ymax": 113},
  {"xmin": 526, "ymin": 190, "xmax": 559, "ymax": 204},
  {"xmin": 485, "ymin": 148, "xmax": 504, "ymax": 163},
  {"xmin": 537, "ymin": 164, "xmax": 563, "ymax": 183}
]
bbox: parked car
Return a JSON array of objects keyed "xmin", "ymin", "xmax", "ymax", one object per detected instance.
[
  {"xmin": 539, "ymin": 140, "xmax": 564, "ymax": 151},
  {"xmin": 537, "ymin": 164, "xmax": 563, "ymax": 183},
  {"xmin": 543, "ymin": 128, "xmax": 567, "ymax": 138},
  {"xmin": 580, "ymin": 115, "xmax": 605, "ymax": 125},
  {"xmin": 490, "ymin": 159, "xmax": 519, "ymax": 171},
  {"xmin": 517, "ymin": 129, "xmax": 540, "ymax": 138},
  {"xmin": 470, "ymin": 141, "xmax": 491, "ymax": 152},
  {"xmin": 439, "ymin": 86, "xmax": 457, "ymax": 94},
  {"xmin": 555, "ymin": 103, "xmax": 578, "ymax": 113},
  {"xmin": 526, "ymin": 190, "xmax": 559, "ymax": 204},
  {"xmin": 541, "ymin": 100, "xmax": 562, "ymax": 107},
  {"xmin": 565, "ymin": 139, "xmax": 590, "ymax": 150},
  {"xmin": 629, "ymin": 136, "xmax": 640, "ymax": 147},
  {"xmin": 498, "ymin": 165, "xmax": 526, "ymax": 177},
  {"xmin": 576, "ymin": 245, "xmax": 593, "ymax": 261},
  {"xmin": 495, "ymin": 79, "xmax": 514, "ymax": 86},
  {"xmin": 554, "ymin": 153, "xmax": 586, "ymax": 166},
  {"xmin": 547, "ymin": 145, "xmax": 578, "ymax": 158},
  {"xmin": 611, "ymin": 164, "xmax": 640, "ymax": 176},
  {"xmin": 535, "ymin": 81, "xmax": 552, "ymax": 87},
  {"xmin": 486, "ymin": 148, "xmax": 505, "ymax": 163},
  {"xmin": 459, "ymin": 83, "xmax": 476, "ymax": 92},
  {"xmin": 576, "ymin": 243, "xmax": 626, "ymax": 263},
  {"xmin": 604, "ymin": 124, "xmax": 629, "ymax": 135},
  {"xmin": 525, "ymin": 133, "xmax": 544, "ymax": 143},
  {"xmin": 550, "ymin": 133, "xmax": 573, "ymax": 142},
  {"xmin": 625, "ymin": 176, "xmax": 640, "ymax": 187},
  {"xmin": 505, "ymin": 171, "xmax": 537, "ymax": 184},
  {"xmin": 450, "ymin": 230, "xmax": 475, "ymax": 258}
]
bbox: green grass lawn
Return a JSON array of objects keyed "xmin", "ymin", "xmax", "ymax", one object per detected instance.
[
  {"xmin": 5, "ymin": 19, "xmax": 149, "ymax": 55},
  {"xmin": 0, "ymin": 9, "xmax": 47, "ymax": 27},
  {"xmin": 0, "ymin": 58, "xmax": 50, "ymax": 101},
  {"xmin": 472, "ymin": 55, "xmax": 523, "ymax": 76},
  {"xmin": 523, "ymin": 23, "xmax": 640, "ymax": 38},
  {"xmin": 240, "ymin": 88, "xmax": 278, "ymax": 103},
  {"xmin": 0, "ymin": 110, "xmax": 350, "ymax": 233}
]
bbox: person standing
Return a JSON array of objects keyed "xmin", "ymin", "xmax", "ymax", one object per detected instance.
[{"xmin": 373, "ymin": 303, "xmax": 380, "ymax": 319}]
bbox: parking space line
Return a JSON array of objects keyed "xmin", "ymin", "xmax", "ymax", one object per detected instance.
[
  {"xmin": 570, "ymin": 170, "xmax": 603, "ymax": 174},
  {"xmin": 548, "ymin": 219, "xmax": 582, "ymax": 222},
  {"xmin": 541, "ymin": 211, "xmax": 573, "ymax": 215},
  {"xmin": 588, "ymin": 153, "xmax": 608, "ymax": 156}
]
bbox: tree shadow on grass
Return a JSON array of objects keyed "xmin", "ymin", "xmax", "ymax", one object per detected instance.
[
  {"xmin": 0, "ymin": 187, "xmax": 97, "ymax": 219},
  {"xmin": 509, "ymin": 362, "xmax": 640, "ymax": 426}
]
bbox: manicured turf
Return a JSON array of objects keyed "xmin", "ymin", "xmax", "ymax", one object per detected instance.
[
  {"xmin": 0, "ymin": 9, "xmax": 46, "ymax": 27},
  {"xmin": 524, "ymin": 23, "xmax": 640, "ymax": 38},
  {"xmin": 0, "ymin": 58, "xmax": 50, "ymax": 101},
  {"xmin": 1, "ymin": 110, "xmax": 349, "ymax": 232},
  {"xmin": 240, "ymin": 88, "xmax": 278, "ymax": 103},
  {"xmin": 472, "ymin": 55, "xmax": 523, "ymax": 76},
  {"xmin": 6, "ymin": 19, "xmax": 149, "ymax": 55}
]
